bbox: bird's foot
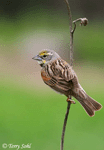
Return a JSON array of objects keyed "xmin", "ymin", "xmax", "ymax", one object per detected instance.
[{"xmin": 66, "ymin": 98, "xmax": 76, "ymax": 104}]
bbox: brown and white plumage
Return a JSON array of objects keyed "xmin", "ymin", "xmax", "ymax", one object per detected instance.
[{"xmin": 32, "ymin": 49, "xmax": 102, "ymax": 117}]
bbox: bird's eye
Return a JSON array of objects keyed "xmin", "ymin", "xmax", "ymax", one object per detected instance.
[{"xmin": 43, "ymin": 55, "xmax": 47, "ymax": 58}]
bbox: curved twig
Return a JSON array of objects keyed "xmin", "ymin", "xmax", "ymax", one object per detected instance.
[{"xmin": 61, "ymin": 1, "xmax": 88, "ymax": 150}]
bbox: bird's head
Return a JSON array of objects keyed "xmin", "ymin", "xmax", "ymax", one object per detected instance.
[{"xmin": 32, "ymin": 49, "xmax": 60, "ymax": 67}]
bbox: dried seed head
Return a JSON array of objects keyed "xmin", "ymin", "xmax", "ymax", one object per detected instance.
[{"xmin": 80, "ymin": 18, "xmax": 88, "ymax": 26}]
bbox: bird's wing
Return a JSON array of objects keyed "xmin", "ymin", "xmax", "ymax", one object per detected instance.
[{"xmin": 41, "ymin": 59, "xmax": 78, "ymax": 91}]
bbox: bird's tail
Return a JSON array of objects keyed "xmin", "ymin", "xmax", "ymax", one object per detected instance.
[{"xmin": 72, "ymin": 87, "xmax": 102, "ymax": 117}]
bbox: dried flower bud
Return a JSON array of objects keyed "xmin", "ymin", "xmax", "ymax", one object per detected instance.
[
  {"xmin": 80, "ymin": 18, "xmax": 88, "ymax": 26},
  {"xmin": 72, "ymin": 17, "xmax": 88, "ymax": 33}
]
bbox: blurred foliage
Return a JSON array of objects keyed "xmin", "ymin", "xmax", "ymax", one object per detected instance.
[
  {"xmin": 0, "ymin": 8, "xmax": 104, "ymax": 62},
  {"xmin": 0, "ymin": 77, "xmax": 104, "ymax": 150}
]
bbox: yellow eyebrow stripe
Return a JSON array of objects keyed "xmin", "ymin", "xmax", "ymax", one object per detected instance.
[{"xmin": 39, "ymin": 51, "xmax": 48, "ymax": 56}]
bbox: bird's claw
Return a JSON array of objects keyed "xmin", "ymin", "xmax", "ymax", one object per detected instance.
[{"xmin": 67, "ymin": 98, "xmax": 76, "ymax": 104}]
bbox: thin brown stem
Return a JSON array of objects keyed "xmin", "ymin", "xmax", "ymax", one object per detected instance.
[
  {"xmin": 60, "ymin": 101, "xmax": 71, "ymax": 150},
  {"xmin": 61, "ymin": 1, "xmax": 88, "ymax": 150},
  {"xmin": 60, "ymin": 1, "xmax": 73, "ymax": 150},
  {"xmin": 64, "ymin": 0, "xmax": 73, "ymax": 67},
  {"xmin": 32, "ymin": 1, "xmax": 89, "ymax": 150}
]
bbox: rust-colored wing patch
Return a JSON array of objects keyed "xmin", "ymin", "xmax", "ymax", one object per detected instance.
[
  {"xmin": 41, "ymin": 70, "xmax": 57, "ymax": 86},
  {"xmin": 41, "ymin": 71, "xmax": 51, "ymax": 81}
]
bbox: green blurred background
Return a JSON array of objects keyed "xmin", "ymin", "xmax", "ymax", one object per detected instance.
[{"xmin": 0, "ymin": 0, "xmax": 104, "ymax": 150}]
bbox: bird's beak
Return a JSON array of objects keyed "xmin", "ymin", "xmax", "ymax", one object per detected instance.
[{"xmin": 32, "ymin": 55, "xmax": 42, "ymax": 61}]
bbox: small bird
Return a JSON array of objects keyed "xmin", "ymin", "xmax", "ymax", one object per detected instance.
[{"xmin": 32, "ymin": 49, "xmax": 102, "ymax": 117}]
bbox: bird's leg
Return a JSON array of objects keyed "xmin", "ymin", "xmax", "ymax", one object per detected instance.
[{"xmin": 67, "ymin": 97, "xmax": 76, "ymax": 104}]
